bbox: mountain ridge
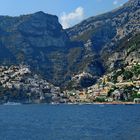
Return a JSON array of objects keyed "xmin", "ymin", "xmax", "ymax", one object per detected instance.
[
  {"xmin": 0, "ymin": 0, "xmax": 139, "ymax": 103},
  {"xmin": 0, "ymin": 0, "xmax": 139, "ymax": 88}
]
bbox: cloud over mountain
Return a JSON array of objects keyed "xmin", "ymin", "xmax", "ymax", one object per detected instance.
[{"xmin": 60, "ymin": 7, "xmax": 84, "ymax": 29}]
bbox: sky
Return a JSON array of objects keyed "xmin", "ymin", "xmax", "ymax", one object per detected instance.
[{"xmin": 0, "ymin": 0, "xmax": 129, "ymax": 29}]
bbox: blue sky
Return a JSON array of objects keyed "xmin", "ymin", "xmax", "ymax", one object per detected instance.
[{"xmin": 0, "ymin": 0, "xmax": 128, "ymax": 28}]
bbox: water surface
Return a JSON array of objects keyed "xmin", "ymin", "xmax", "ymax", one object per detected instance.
[{"xmin": 0, "ymin": 104, "xmax": 140, "ymax": 140}]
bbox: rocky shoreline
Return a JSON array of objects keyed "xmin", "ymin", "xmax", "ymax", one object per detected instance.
[{"xmin": 2, "ymin": 101, "xmax": 138, "ymax": 106}]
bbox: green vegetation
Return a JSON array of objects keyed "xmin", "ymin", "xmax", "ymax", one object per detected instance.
[
  {"xmin": 131, "ymin": 93, "xmax": 140, "ymax": 99},
  {"xmin": 95, "ymin": 97, "xmax": 106, "ymax": 102},
  {"xmin": 111, "ymin": 69, "xmax": 124, "ymax": 83},
  {"xmin": 72, "ymin": 29, "xmax": 96, "ymax": 42},
  {"xmin": 123, "ymin": 70, "xmax": 133, "ymax": 80},
  {"xmin": 131, "ymin": 64, "xmax": 140, "ymax": 77},
  {"xmin": 111, "ymin": 63, "xmax": 140, "ymax": 83}
]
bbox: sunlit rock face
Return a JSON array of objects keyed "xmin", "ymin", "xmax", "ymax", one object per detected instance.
[
  {"xmin": 66, "ymin": 0, "xmax": 140, "ymax": 78},
  {"xmin": 0, "ymin": 11, "xmax": 72, "ymax": 86},
  {"xmin": 0, "ymin": 0, "xmax": 140, "ymax": 88},
  {"xmin": 67, "ymin": 0, "xmax": 140, "ymax": 52}
]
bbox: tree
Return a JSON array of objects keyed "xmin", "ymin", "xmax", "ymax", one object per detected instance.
[
  {"xmin": 123, "ymin": 70, "xmax": 133, "ymax": 80},
  {"xmin": 132, "ymin": 64, "xmax": 140, "ymax": 77}
]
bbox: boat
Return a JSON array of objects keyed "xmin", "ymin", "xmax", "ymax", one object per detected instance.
[{"xmin": 3, "ymin": 102, "xmax": 21, "ymax": 105}]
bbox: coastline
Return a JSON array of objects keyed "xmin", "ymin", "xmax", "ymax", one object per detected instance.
[
  {"xmin": 92, "ymin": 102, "xmax": 135, "ymax": 105},
  {"xmin": 1, "ymin": 101, "xmax": 139, "ymax": 105}
]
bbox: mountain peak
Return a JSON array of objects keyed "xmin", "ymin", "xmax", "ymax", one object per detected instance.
[
  {"xmin": 27, "ymin": 11, "xmax": 59, "ymax": 24},
  {"xmin": 34, "ymin": 11, "xmax": 46, "ymax": 15},
  {"xmin": 32, "ymin": 11, "xmax": 57, "ymax": 18},
  {"xmin": 35, "ymin": 11, "xmax": 45, "ymax": 14}
]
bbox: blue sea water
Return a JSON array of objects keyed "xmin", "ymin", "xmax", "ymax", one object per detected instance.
[{"xmin": 0, "ymin": 104, "xmax": 140, "ymax": 140}]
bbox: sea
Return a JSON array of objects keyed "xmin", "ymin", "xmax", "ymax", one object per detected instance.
[{"xmin": 0, "ymin": 104, "xmax": 140, "ymax": 140}]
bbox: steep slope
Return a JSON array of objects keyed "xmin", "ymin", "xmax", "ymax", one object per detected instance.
[
  {"xmin": 67, "ymin": 0, "xmax": 140, "ymax": 52},
  {"xmin": 103, "ymin": 33, "xmax": 140, "ymax": 71},
  {"xmin": 0, "ymin": 11, "xmax": 105, "ymax": 87},
  {"xmin": 0, "ymin": 11, "xmax": 83, "ymax": 86},
  {"xmin": 0, "ymin": 0, "xmax": 139, "ymax": 88},
  {"xmin": 65, "ymin": 0, "xmax": 140, "ymax": 87},
  {"xmin": 0, "ymin": 65, "xmax": 61, "ymax": 104}
]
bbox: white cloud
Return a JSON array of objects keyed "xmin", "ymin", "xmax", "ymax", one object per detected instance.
[
  {"xmin": 60, "ymin": 7, "xmax": 84, "ymax": 29},
  {"xmin": 113, "ymin": 0, "xmax": 124, "ymax": 6},
  {"xmin": 113, "ymin": 0, "xmax": 118, "ymax": 5}
]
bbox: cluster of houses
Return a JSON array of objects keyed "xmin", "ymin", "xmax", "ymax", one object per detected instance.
[
  {"xmin": 0, "ymin": 65, "xmax": 61, "ymax": 103},
  {"xmin": 63, "ymin": 76, "xmax": 140, "ymax": 103},
  {"xmin": 64, "ymin": 62, "xmax": 140, "ymax": 104},
  {"xmin": 0, "ymin": 65, "xmax": 31, "ymax": 89},
  {"xmin": 0, "ymin": 62, "xmax": 140, "ymax": 104},
  {"xmin": 22, "ymin": 74, "xmax": 61, "ymax": 103}
]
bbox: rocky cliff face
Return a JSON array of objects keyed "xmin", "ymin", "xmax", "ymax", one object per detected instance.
[
  {"xmin": 0, "ymin": 0, "xmax": 139, "ymax": 88},
  {"xmin": 67, "ymin": 0, "xmax": 140, "ymax": 52},
  {"xmin": 66, "ymin": 0, "xmax": 140, "ymax": 85},
  {"xmin": 103, "ymin": 33, "xmax": 140, "ymax": 71},
  {"xmin": 0, "ymin": 11, "xmax": 104, "ymax": 87},
  {"xmin": 0, "ymin": 11, "xmax": 76, "ymax": 86}
]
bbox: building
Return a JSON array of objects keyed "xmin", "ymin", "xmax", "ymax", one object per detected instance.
[{"xmin": 134, "ymin": 98, "xmax": 140, "ymax": 104}]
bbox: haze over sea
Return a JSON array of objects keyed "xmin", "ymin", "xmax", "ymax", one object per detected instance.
[{"xmin": 0, "ymin": 104, "xmax": 140, "ymax": 140}]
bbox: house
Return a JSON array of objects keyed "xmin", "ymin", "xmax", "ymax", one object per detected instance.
[
  {"xmin": 100, "ymin": 87, "xmax": 110, "ymax": 96},
  {"xmin": 69, "ymin": 96, "xmax": 76, "ymax": 103},
  {"xmin": 117, "ymin": 76, "xmax": 123, "ymax": 83},
  {"xmin": 115, "ymin": 82, "xmax": 134, "ymax": 88},
  {"xmin": 134, "ymin": 98, "xmax": 140, "ymax": 104},
  {"xmin": 78, "ymin": 92, "xmax": 87, "ymax": 101},
  {"xmin": 4, "ymin": 82, "xmax": 13, "ymax": 89},
  {"xmin": 112, "ymin": 89, "xmax": 121, "ymax": 100},
  {"xmin": 137, "ymin": 90, "xmax": 140, "ymax": 95},
  {"xmin": 106, "ymin": 98, "xmax": 113, "ymax": 102}
]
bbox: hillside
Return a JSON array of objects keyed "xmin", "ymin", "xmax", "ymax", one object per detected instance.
[
  {"xmin": 0, "ymin": 11, "xmax": 83, "ymax": 86},
  {"xmin": 0, "ymin": 65, "xmax": 62, "ymax": 104},
  {"xmin": 0, "ymin": 0, "xmax": 139, "ymax": 89},
  {"xmin": 66, "ymin": 0, "xmax": 140, "ymax": 87},
  {"xmin": 0, "ymin": 11, "xmax": 104, "ymax": 87},
  {"xmin": 67, "ymin": 0, "xmax": 140, "ymax": 52}
]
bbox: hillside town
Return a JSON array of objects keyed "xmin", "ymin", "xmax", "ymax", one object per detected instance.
[
  {"xmin": 63, "ymin": 61, "xmax": 140, "ymax": 104},
  {"xmin": 0, "ymin": 61, "xmax": 140, "ymax": 104},
  {"xmin": 0, "ymin": 65, "xmax": 61, "ymax": 104}
]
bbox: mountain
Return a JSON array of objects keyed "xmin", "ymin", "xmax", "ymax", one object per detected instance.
[
  {"xmin": 0, "ymin": 11, "xmax": 80, "ymax": 86},
  {"xmin": 66, "ymin": 0, "xmax": 140, "ymax": 86},
  {"xmin": 0, "ymin": 11, "xmax": 104, "ymax": 87},
  {"xmin": 0, "ymin": 0, "xmax": 140, "ymax": 89},
  {"xmin": 67, "ymin": 0, "xmax": 140, "ymax": 52}
]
